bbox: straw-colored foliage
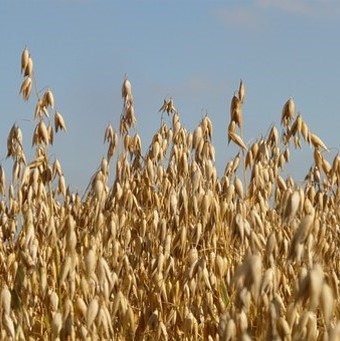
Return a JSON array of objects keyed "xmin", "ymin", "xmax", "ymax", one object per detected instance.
[{"xmin": 0, "ymin": 48, "xmax": 339, "ymax": 340}]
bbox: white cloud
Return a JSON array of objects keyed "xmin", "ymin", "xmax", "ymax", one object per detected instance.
[
  {"xmin": 215, "ymin": 5, "xmax": 264, "ymax": 30},
  {"xmin": 215, "ymin": 0, "xmax": 340, "ymax": 28},
  {"xmin": 257, "ymin": 0, "xmax": 340, "ymax": 19},
  {"xmin": 258, "ymin": 0, "xmax": 313, "ymax": 15}
]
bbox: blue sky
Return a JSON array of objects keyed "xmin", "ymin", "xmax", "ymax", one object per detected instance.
[{"xmin": 1, "ymin": 1, "xmax": 340, "ymax": 192}]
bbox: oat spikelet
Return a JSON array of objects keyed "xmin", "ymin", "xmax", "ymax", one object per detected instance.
[
  {"xmin": 24, "ymin": 56, "xmax": 33, "ymax": 77},
  {"xmin": 54, "ymin": 112, "xmax": 67, "ymax": 132},
  {"xmin": 19, "ymin": 76, "xmax": 32, "ymax": 101},
  {"xmin": 284, "ymin": 190, "xmax": 300, "ymax": 223},
  {"xmin": 320, "ymin": 282, "xmax": 334, "ymax": 327},
  {"xmin": 43, "ymin": 89, "xmax": 55, "ymax": 109},
  {"xmin": 0, "ymin": 166, "xmax": 6, "ymax": 196},
  {"xmin": 281, "ymin": 97, "xmax": 295, "ymax": 127},
  {"xmin": 3, "ymin": 314, "xmax": 15, "ymax": 339},
  {"xmin": 85, "ymin": 248, "xmax": 97, "ymax": 278},
  {"xmin": 310, "ymin": 133, "xmax": 328, "ymax": 151},
  {"xmin": 52, "ymin": 312, "xmax": 62, "ymax": 337},
  {"xmin": 1, "ymin": 286, "xmax": 11, "ymax": 315},
  {"xmin": 21, "ymin": 47, "xmax": 29, "ymax": 74},
  {"xmin": 87, "ymin": 297, "xmax": 99, "ymax": 329},
  {"xmin": 122, "ymin": 77, "xmax": 133, "ymax": 105},
  {"xmin": 238, "ymin": 79, "xmax": 245, "ymax": 103},
  {"xmin": 49, "ymin": 291, "xmax": 59, "ymax": 312},
  {"xmin": 224, "ymin": 318, "xmax": 237, "ymax": 340},
  {"xmin": 230, "ymin": 94, "xmax": 240, "ymax": 120},
  {"xmin": 228, "ymin": 131, "xmax": 247, "ymax": 150}
]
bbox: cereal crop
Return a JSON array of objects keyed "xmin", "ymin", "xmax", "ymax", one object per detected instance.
[{"xmin": 0, "ymin": 48, "xmax": 339, "ymax": 340}]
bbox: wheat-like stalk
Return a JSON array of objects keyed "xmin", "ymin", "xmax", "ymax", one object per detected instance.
[{"xmin": 1, "ymin": 47, "xmax": 340, "ymax": 340}]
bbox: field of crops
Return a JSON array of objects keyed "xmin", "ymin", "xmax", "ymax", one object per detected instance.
[{"xmin": 0, "ymin": 48, "xmax": 339, "ymax": 340}]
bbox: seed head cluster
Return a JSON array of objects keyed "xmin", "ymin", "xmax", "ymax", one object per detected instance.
[{"xmin": 0, "ymin": 48, "xmax": 339, "ymax": 340}]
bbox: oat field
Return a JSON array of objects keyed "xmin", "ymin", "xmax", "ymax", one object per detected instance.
[{"xmin": 1, "ymin": 48, "xmax": 340, "ymax": 340}]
